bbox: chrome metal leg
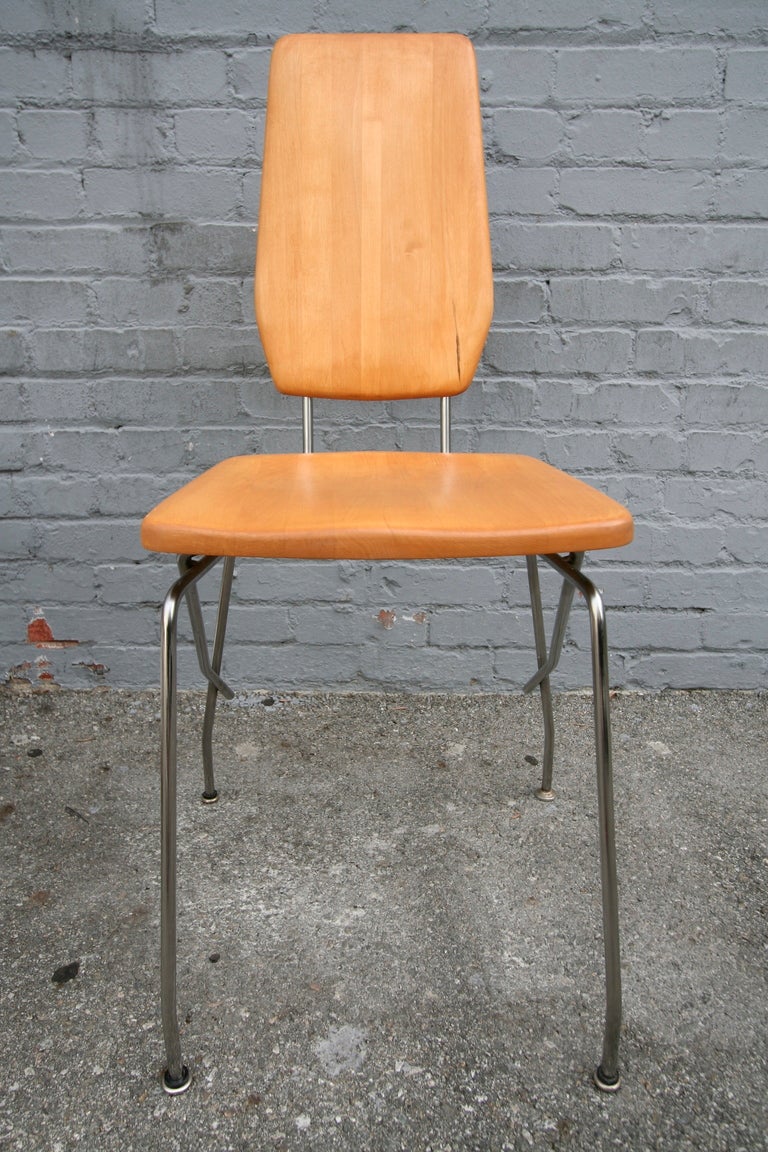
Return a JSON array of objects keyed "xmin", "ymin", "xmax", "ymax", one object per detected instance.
[
  {"xmin": 200, "ymin": 556, "xmax": 235, "ymax": 802},
  {"xmin": 525, "ymin": 556, "xmax": 556, "ymax": 801},
  {"xmin": 160, "ymin": 553, "xmax": 221, "ymax": 1095},
  {"xmin": 523, "ymin": 552, "xmax": 583, "ymax": 695},
  {"xmin": 543, "ymin": 553, "xmax": 622, "ymax": 1092},
  {"xmin": 178, "ymin": 555, "xmax": 235, "ymax": 702}
]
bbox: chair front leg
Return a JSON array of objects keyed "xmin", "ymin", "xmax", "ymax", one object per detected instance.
[
  {"xmin": 543, "ymin": 553, "xmax": 622, "ymax": 1091},
  {"xmin": 159, "ymin": 554, "xmax": 221, "ymax": 1095}
]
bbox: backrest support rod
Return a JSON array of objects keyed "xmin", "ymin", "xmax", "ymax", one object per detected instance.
[
  {"xmin": 440, "ymin": 396, "xmax": 451, "ymax": 454},
  {"xmin": 302, "ymin": 396, "xmax": 314, "ymax": 453}
]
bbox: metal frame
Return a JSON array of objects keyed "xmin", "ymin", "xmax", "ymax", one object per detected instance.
[{"xmin": 155, "ymin": 403, "xmax": 622, "ymax": 1096}]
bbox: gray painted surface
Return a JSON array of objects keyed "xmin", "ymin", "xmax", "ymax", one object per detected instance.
[{"xmin": 1, "ymin": 1, "xmax": 766, "ymax": 690}]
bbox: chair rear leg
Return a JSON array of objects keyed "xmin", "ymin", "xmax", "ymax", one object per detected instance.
[
  {"xmin": 201, "ymin": 556, "xmax": 235, "ymax": 802},
  {"xmin": 525, "ymin": 556, "xmax": 556, "ymax": 801}
]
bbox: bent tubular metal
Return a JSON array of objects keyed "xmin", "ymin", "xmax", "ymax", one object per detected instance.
[
  {"xmin": 538, "ymin": 551, "xmax": 622, "ymax": 1091},
  {"xmin": 160, "ymin": 553, "xmax": 224, "ymax": 1095}
]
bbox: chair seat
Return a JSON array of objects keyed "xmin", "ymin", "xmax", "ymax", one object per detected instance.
[{"xmin": 141, "ymin": 452, "xmax": 633, "ymax": 560}]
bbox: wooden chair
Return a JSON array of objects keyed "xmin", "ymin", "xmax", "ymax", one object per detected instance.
[{"xmin": 141, "ymin": 33, "xmax": 634, "ymax": 1096}]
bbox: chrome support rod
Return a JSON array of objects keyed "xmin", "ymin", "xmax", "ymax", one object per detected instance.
[
  {"xmin": 523, "ymin": 552, "xmax": 584, "ymax": 694},
  {"xmin": 200, "ymin": 556, "xmax": 235, "ymax": 802},
  {"xmin": 542, "ymin": 551, "xmax": 622, "ymax": 1092},
  {"xmin": 302, "ymin": 396, "xmax": 314, "ymax": 453},
  {"xmin": 177, "ymin": 555, "xmax": 235, "ymax": 702},
  {"xmin": 160, "ymin": 553, "xmax": 221, "ymax": 1095},
  {"xmin": 525, "ymin": 556, "xmax": 556, "ymax": 800},
  {"xmin": 440, "ymin": 395, "xmax": 451, "ymax": 454}
]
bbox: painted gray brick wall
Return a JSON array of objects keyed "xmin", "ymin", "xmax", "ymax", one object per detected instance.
[{"xmin": 1, "ymin": 0, "xmax": 766, "ymax": 692}]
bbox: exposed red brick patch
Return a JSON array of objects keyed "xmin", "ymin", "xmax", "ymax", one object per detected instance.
[
  {"xmin": 377, "ymin": 609, "xmax": 396, "ymax": 630},
  {"xmin": 413, "ymin": 611, "xmax": 427, "ymax": 624},
  {"xmin": 27, "ymin": 616, "xmax": 78, "ymax": 649}
]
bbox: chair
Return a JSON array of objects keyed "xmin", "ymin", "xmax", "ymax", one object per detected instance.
[{"xmin": 141, "ymin": 32, "xmax": 633, "ymax": 1096}]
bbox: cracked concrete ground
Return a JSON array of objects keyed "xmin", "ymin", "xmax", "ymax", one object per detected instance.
[{"xmin": 0, "ymin": 686, "xmax": 766, "ymax": 1151}]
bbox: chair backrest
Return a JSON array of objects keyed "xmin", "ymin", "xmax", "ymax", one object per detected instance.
[{"xmin": 255, "ymin": 33, "xmax": 493, "ymax": 402}]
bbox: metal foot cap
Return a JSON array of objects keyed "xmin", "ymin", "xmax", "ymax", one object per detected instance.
[
  {"xmin": 162, "ymin": 1065, "xmax": 192, "ymax": 1095},
  {"xmin": 535, "ymin": 788, "xmax": 556, "ymax": 802},
  {"xmin": 594, "ymin": 1065, "xmax": 621, "ymax": 1093},
  {"xmin": 201, "ymin": 790, "xmax": 219, "ymax": 805}
]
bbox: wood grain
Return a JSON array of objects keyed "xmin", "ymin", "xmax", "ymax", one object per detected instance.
[{"xmin": 255, "ymin": 34, "xmax": 494, "ymax": 400}]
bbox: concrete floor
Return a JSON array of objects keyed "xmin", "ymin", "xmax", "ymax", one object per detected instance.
[{"xmin": 0, "ymin": 685, "xmax": 766, "ymax": 1151}]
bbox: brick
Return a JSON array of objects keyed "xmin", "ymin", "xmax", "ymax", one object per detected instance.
[
  {"xmin": 643, "ymin": 111, "xmax": 720, "ymax": 163},
  {"xmin": 155, "ymin": 0, "xmax": 315, "ymax": 35},
  {"xmin": 0, "ymin": 49, "xmax": 70, "ymax": 104},
  {"xmin": 637, "ymin": 329, "xmax": 768, "ymax": 376},
  {"xmin": 663, "ymin": 477, "xmax": 768, "ymax": 520},
  {"xmin": 2, "ymin": 279, "xmax": 91, "ymax": 325},
  {"xmin": 723, "ymin": 111, "xmax": 768, "ymax": 162},
  {"xmin": 475, "ymin": 48, "xmax": 554, "ymax": 107},
  {"xmin": 235, "ymin": 560, "xmax": 367, "ymax": 604},
  {"xmin": 653, "ymin": 0, "xmax": 768, "ymax": 35},
  {"xmin": 83, "ymin": 167, "xmax": 243, "ymax": 221},
  {"xmin": 474, "ymin": 428, "xmax": 547, "ymax": 457},
  {"xmin": 181, "ymin": 326, "xmax": 265, "ymax": 372},
  {"xmin": 72, "ymin": 50, "xmax": 229, "ymax": 106},
  {"xmin": 613, "ymin": 432, "xmax": 685, "ymax": 472},
  {"xmin": 485, "ymin": 167, "xmax": 557, "ymax": 216},
  {"xmin": 174, "ymin": 109, "xmax": 263, "ymax": 163},
  {"xmin": 682, "ymin": 382, "xmax": 768, "ymax": 426},
  {"xmin": 22, "ymin": 382, "xmax": 92, "ymax": 422},
  {"xmin": 544, "ymin": 429, "xmax": 615, "ymax": 470},
  {"xmin": 494, "ymin": 111, "xmax": 562, "ymax": 161},
  {"xmin": 0, "ymin": 330, "xmax": 28, "ymax": 374},
  {"xmin": 717, "ymin": 172, "xmax": 768, "ymax": 218},
  {"xmin": 41, "ymin": 520, "xmax": 144, "ymax": 562},
  {"xmin": 151, "ymin": 223, "xmax": 256, "ymax": 275},
  {"xmin": 492, "ymin": 280, "xmax": 547, "ymax": 325},
  {"xmin": 565, "ymin": 111, "xmax": 642, "ymax": 160},
  {"xmin": 360, "ymin": 643, "xmax": 493, "ymax": 691},
  {"xmin": 0, "ymin": 225, "xmax": 149, "ymax": 274},
  {"xmin": 620, "ymin": 225, "xmax": 768, "ymax": 274},
  {"xmin": 492, "ymin": 222, "xmax": 617, "ymax": 272},
  {"xmin": 556, "ymin": 49, "xmax": 718, "ymax": 105},
  {"xmin": 701, "ymin": 613, "xmax": 768, "ymax": 651},
  {"xmin": 724, "ymin": 526, "xmax": 768, "ymax": 564},
  {"xmin": 0, "ymin": 561, "xmax": 95, "ymax": 603},
  {"xmin": 725, "ymin": 50, "xmax": 768, "ymax": 102},
  {"xmin": 0, "ymin": 383, "xmax": 27, "ymax": 421},
  {"xmin": 624, "ymin": 652, "xmax": 765, "ymax": 690},
  {"xmin": 0, "ymin": 172, "xmax": 82, "ymax": 221},
  {"xmin": 686, "ymin": 432, "xmax": 767, "ymax": 473},
  {"xmin": 488, "ymin": 0, "xmax": 645, "ymax": 32},
  {"xmin": 373, "ymin": 562, "xmax": 504, "ymax": 608},
  {"xmin": 484, "ymin": 329, "xmax": 633, "ymax": 376},
  {"xmin": 536, "ymin": 380, "xmax": 681, "ymax": 426},
  {"xmin": 428, "ymin": 607, "xmax": 525, "ymax": 648},
  {"xmin": 93, "ymin": 277, "xmax": 242, "ymax": 327},
  {"xmin": 316, "ymin": 0, "xmax": 487, "ymax": 33},
  {"xmin": 600, "ymin": 611, "xmax": 703, "ymax": 653},
  {"xmin": 91, "ymin": 109, "xmax": 170, "ymax": 165},
  {"xmin": 0, "ymin": 0, "xmax": 147, "ymax": 36},
  {"xmin": 230, "ymin": 50, "xmax": 272, "ymax": 102},
  {"xmin": 31, "ymin": 328, "xmax": 177, "ymax": 374},
  {"xmin": 0, "ymin": 430, "xmax": 25, "ymax": 472},
  {"xmin": 709, "ymin": 280, "xmax": 768, "ymax": 325},
  {"xmin": 0, "ymin": 520, "xmax": 38, "ymax": 558},
  {"xmin": 560, "ymin": 169, "xmax": 713, "ymax": 217},
  {"xmin": 0, "ymin": 112, "xmax": 19, "ymax": 160},
  {"xmin": 550, "ymin": 277, "xmax": 702, "ymax": 324},
  {"xmin": 17, "ymin": 111, "xmax": 89, "ymax": 162}
]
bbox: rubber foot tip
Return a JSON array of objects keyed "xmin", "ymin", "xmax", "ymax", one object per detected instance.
[
  {"xmin": 535, "ymin": 788, "xmax": 556, "ymax": 802},
  {"xmin": 201, "ymin": 790, "xmax": 219, "ymax": 805},
  {"xmin": 162, "ymin": 1065, "xmax": 192, "ymax": 1095},
  {"xmin": 594, "ymin": 1065, "xmax": 621, "ymax": 1093}
]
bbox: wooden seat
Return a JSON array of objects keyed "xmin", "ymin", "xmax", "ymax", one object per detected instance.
[
  {"xmin": 141, "ymin": 451, "xmax": 632, "ymax": 560},
  {"xmin": 142, "ymin": 32, "xmax": 632, "ymax": 1099}
]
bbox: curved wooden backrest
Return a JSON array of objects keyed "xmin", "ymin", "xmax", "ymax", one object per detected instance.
[{"xmin": 255, "ymin": 33, "xmax": 493, "ymax": 401}]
